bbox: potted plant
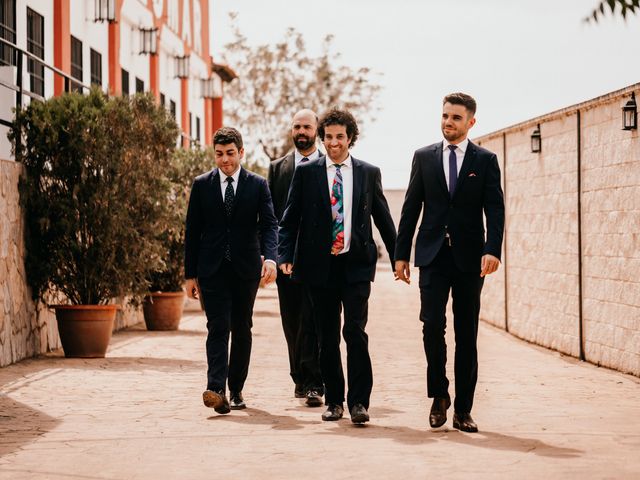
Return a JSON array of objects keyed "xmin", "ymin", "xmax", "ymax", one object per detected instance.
[
  {"xmin": 10, "ymin": 88, "xmax": 179, "ymax": 357},
  {"xmin": 143, "ymin": 147, "xmax": 213, "ymax": 330}
]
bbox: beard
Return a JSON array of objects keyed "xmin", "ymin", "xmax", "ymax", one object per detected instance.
[{"xmin": 294, "ymin": 134, "xmax": 316, "ymax": 151}]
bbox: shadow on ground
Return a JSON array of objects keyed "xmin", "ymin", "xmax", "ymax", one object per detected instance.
[{"xmin": 0, "ymin": 395, "xmax": 60, "ymax": 459}]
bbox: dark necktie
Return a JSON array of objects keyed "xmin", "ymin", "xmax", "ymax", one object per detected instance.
[
  {"xmin": 224, "ymin": 177, "xmax": 234, "ymax": 260},
  {"xmin": 300, "ymin": 156, "xmax": 309, "ymax": 163},
  {"xmin": 448, "ymin": 145, "xmax": 457, "ymax": 196},
  {"xmin": 330, "ymin": 164, "xmax": 344, "ymax": 255}
]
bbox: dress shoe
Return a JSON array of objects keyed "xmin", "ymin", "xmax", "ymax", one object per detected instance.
[
  {"xmin": 453, "ymin": 412, "xmax": 478, "ymax": 432},
  {"xmin": 429, "ymin": 397, "xmax": 451, "ymax": 428},
  {"xmin": 350, "ymin": 404, "xmax": 370, "ymax": 424},
  {"xmin": 294, "ymin": 384, "xmax": 306, "ymax": 399},
  {"xmin": 305, "ymin": 389, "xmax": 323, "ymax": 407},
  {"xmin": 229, "ymin": 391, "xmax": 246, "ymax": 410},
  {"xmin": 202, "ymin": 389, "xmax": 230, "ymax": 414},
  {"xmin": 321, "ymin": 404, "xmax": 344, "ymax": 421}
]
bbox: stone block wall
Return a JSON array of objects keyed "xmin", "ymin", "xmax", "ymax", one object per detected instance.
[
  {"xmin": 0, "ymin": 159, "xmax": 142, "ymax": 367},
  {"xmin": 475, "ymin": 83, "xmax": 640, "ymax": 376}
]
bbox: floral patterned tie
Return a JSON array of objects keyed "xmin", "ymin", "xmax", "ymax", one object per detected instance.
[{"xmin": 330, "ymin": 164, "xmax": 344, "ymax": 255}]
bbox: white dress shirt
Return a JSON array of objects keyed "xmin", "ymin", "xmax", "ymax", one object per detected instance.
[
  {"xmin": 219, "ymin": 166, "xmax": 276, "ymax": 267},
  {"xmin": 219, "ymin": 166, "xmax": 241, "ymax": 197},
  {"xmin": 294, "ymin": 148, "xmax": 320, "ymax": 167},
  {"xmin": 326, "ymin": 155, "xmax": 353, "ymax": 254},
  {"xmin": 442, "ymin": 138, "xmax": 468, "ymax": 191}
]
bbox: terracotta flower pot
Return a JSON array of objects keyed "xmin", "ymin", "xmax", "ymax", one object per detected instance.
[
  {"xmin": 142, "ymin": 291, "xmax": 185, "ymax": 331},
  {"xmin": 54, "ymin": 305, "xmax": 119, "ymax": 358}
]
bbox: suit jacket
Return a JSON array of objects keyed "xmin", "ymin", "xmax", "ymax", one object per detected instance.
[
  {"xmin": 278, "ymin": 156, "xmax": 397, "ymax": 287},
  {"xmin": 395, "ymin": 140, "xmax": 505, "ymax": 272},
  {"xmin": 184, "ymin": 166, "xmax": 278, "ymax": 280},
  {"xmin": 268, "ymin": 151, "xmax": 325, "ymax": 221}
]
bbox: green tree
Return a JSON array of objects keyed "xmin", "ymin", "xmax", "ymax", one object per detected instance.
[
  {"xmin": 221, "ymin": 13, "xmax": 382, "ymax": 167},
  {"xmin": 586, "ymin": 0, "xmax": 639, "ymax": 22}
]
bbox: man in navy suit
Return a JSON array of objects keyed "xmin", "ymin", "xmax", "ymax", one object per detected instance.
[
  {"xmin": 185, "ymin": 127, "xmax": 278, "ymax": 414},
  {"xmin": 395, "ymin": 93, "xmax": 505, "ymax": 432},
  {"xmin": 268, "ymin": 109, "xmax": 324, "ymax": 407},
  {"xmin": 279, "ymin": 108, "xmax": 397, "ymax": 424}
]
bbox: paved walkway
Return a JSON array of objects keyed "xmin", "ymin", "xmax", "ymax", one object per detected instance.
[{"xmin": 1, "ymin": 266, "xmax": 639, "ymax": 479}]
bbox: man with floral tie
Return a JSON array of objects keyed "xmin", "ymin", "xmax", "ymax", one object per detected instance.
[{"xmin": 278, "ymin": 108, "xmax": 396, "ymax": 425}]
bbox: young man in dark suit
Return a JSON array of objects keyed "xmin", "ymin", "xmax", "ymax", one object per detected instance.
[
  {"xmin": 279, "ymin": 108, "xmax": 397, "ymax": 424},
  {"xmin": 185, "ymin": 127, "xmax": 278, "ymax": 414},
  {"xmin": 268, "ymin": 109, "xmax": 324, "ymax": 407},
  {"xmin": 395, "ymin": 93, "xmax": 505, "ymax": 432}
]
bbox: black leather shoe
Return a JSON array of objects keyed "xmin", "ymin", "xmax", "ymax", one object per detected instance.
[
  {"xmin": 305, "ymin": 390, "xmax": 323, "ymax": 407},
  {"xmin": 230, "ymin": 391, "xmax": 246, "ymax": 410},
  {"xmin": 321, "ymin": 404, "xmax": 344, "ymax": 421},
  {"xmin": 429, "ymin": 397, "xmax": 451, "ymax": 428},
  {"xmin": 350, "ymin": 404, "xmax": 370, "ymax": 424},
  {"xmin": 202, "ymin": 389, "xmax": 230, "ymax": 414},
  {"xmin": 453, "ymin": 412, "xmax": 478, "ymax": 432},
  {"xmin": 294, "ymin": 384, "xmax": 305, "ymax": 399}
]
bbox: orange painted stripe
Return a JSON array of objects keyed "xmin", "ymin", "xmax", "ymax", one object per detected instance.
[
  {"xmin": 107, "ymin": 0, "xmax": 123, "ymax": 95},
  {"xmin": 181, "ymin": 78, "xmax": 190, "ymax": 147},
  {"xmin": 53, "ymin": 0, "xmax": 70, "ymax": 96}
]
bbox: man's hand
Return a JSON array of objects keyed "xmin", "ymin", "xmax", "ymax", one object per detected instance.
[
  {"xmin": 279, "ymin": 263, "xmax": 293, "ymax": 275},
  {"xmin": 395, "ymin": 260, "xmax": 411, "ymax": 285},
  {"xmin": 261, "ymin": 260, "xmax": 277, "ymax": 286},
  {"xmin": 480, "ymin": 254, "xmax": 500, "ymax": 277},
  {"xmin": 185, "ymin": 278, "xmax": 199, "ymax": 299}
]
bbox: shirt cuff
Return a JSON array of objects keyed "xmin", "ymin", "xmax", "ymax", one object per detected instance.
[{"xmin": 264, "ymin": 259, "xmax": 277, "ymax": 267}]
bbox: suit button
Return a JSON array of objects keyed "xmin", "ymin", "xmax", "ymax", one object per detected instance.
[{"xmin": 360, "ymin": 224, "xmax": 365, "ymax": 229}]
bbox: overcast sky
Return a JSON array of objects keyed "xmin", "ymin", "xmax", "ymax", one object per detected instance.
[{"xmin": 210, "ymin": 0, "xmax": 640, "ymax": 189}]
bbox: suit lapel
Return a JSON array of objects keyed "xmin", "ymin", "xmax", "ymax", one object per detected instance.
[
  {"xmin": 315, "ymin": 159, "xmax": 332, "ymax": 218},
  {"xmin": 454, "ymin": 142, "xmax": 477, "ymax": 198},
  {"xmin": 231, "ymin": 167, "xmax": 248, "ymax": 220},
  {"xmin": 351, "ymin": 157, "xmax": 362, "ymax": 221},
  {"xmin": 282, "ymin": 153, "xmax": 295, "ymax": 186},
  {"xmin": 434, "ymin": 142, "xmax": 448, "ymax": 195},
  {"xmin": 210, "ymin": 168, "xmax": 225, "ymax": 215}
]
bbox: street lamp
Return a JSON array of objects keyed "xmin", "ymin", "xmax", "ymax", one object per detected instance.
[
  {"xmin": 94, "ymin": 0, "xmax": 116, "ymax": 22},
  {"xmin": 201, "ymin": 76, "xmax": 222, "ymax": 98},
  {"xmin": 622, "ymin": 92, "xmax": 637, "ymax": 131},
  {"xmin": 175, "ymin": 56, "xmax": 190, "ymax": 79},
  {"xmin": 531, "ymin": 124, "xmax": 541, "ymax": 153},
  {"xmin": 139, "ymin": 27, "xmax": 158, "ymax": 55}
]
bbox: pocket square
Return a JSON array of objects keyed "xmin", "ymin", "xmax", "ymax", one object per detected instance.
[{"xmin": 468, "ymin": 173, "xmax": 477, "ymax": 177}]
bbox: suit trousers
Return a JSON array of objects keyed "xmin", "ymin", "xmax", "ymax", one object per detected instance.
[
  {"xmin": 199, "ymin": 260, "xmax": 260, "ymax": 393},
  {"xmin": 275, "ymin": 272, "xmax": 323, "ymax": 392},
  {"xmin": 418, "ymin": 242, "xmax": 484, "ymax": 414},
  {"xmin": 308, "ymin": 253, "xmax": 373, "ymax": 411}
]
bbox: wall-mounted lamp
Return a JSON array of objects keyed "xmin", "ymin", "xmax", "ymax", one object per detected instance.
[
  {"xmin": 622, "ymin": 92, "xmax": 637, "ymax": 131},
  {"xmin": 201, "ymin": 76, "xmax": 222, "ymax": 99},
  {"xmin": 139, "ymin": 27, "xmax": 158, "ymax": 55},
  {"xmin": 531, "ymin": 124, "xmax": 541, "ymax": 153},
  {"xmin": 94, "ymin": 0, "xmax": 116, "ymax": 22},
  {"xmin": 175, "ymin": 55, "xmax": 190, "ymax": 79}
]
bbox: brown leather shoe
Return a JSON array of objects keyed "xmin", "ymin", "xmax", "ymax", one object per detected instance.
[
  {"xmin": 305, "ymin": 390, "xmax": 323, "ymax": 407},
  {"xmin": 202, "ymin": 390, "xmax": 231, "ymax": 414},
  {"xmin": 350, "ymin": 404, "xmax": 370, "ymax": 424},
  {"xmin": 321, "ymin": 404, "xmax": 344, "ymax": 421},
  {"xmin": 429, "ymin": 397, "xmax": 451, "ymax": 428},
  {"xmin": 452, "ymin": 412, "xmax": 478, "ymax": 432}
]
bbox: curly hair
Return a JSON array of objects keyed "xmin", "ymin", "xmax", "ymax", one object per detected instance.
[
  {"xmin": 318, "ymin": 107, "xmax": 359, "ymax": 148},
  {"xmin": 213, "ymin": 126, "xmax": 243, "ymax": 150}
]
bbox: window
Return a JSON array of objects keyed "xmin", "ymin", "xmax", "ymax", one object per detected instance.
[
  {"xmin": 160, "ymin": 93, "xmax": 165, "ymax": 107},
  {"xmin": 195, "ymin": 116, "xmax": 201, "ymax": 142},
  {"xmin": 121, "ymin": 68, "xmax": 129, "ymax": 96},
  {"xmin": 70, "ymin": 35, "xmax": 82, "ymax": 92},
  {"xmin": 0, "ymin": 0, "xmax": 16, "ymax": 66},
  {"xmin": 90, "ymin": 49, "xmax": 101, "ymax": 86},
  {"xmin": 169, "ymin": 100, "xmax": 176, "ymax": 119},
  {"xmin": 135, "ymin": 77, "xmax": 144, "ymax": 93},
  {"xmin": 26, "ymin": 8, "xmax": 44, "ymax": 97}
]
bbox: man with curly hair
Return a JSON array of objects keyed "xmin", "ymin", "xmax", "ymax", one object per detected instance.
[{"xmin": 279, "ymin": 108, "xmax": 397, "ymax": 425}]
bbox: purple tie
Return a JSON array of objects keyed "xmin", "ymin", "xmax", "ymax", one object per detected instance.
[{"xmin": 448, "ymin": 145, "xmax": 457, "ymax": 196}]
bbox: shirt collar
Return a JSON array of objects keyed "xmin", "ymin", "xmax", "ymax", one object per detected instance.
[
  {"xmin": 220, "ymin": 166, "xmax": 241, "ymax": 185},
  {"xmin": 326, "ymin": 155, "xmax": 351, "ymax": 169},
  {"xmin": 443, "ymin": 137, "xmax": 469, "ymax": 155},
  {"xmin": 294, "ymin": 148, "xmax": 320, "ymax": 164}
]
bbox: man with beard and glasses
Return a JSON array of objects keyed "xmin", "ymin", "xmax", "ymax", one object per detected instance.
[
  {"xmin": 395, "ymin": 93, "xmax": 505, "ymax": 432},
  {"xmin": 268, "ymin": 109, "xmax": 324, "ymax": 407}
]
